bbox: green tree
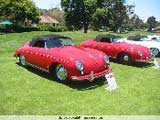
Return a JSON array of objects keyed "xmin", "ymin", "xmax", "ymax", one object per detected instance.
[
  {"xmin": 61, "ymin": 0, "xmax": 82, "ymax": 31},
  {"xmin": 0, "ymin": 0, "xmax": 40, "ymax": 25},
  {"xmin": 109, "ymin": 0, "xmax": 127, "ymax": 32},
  {"xmin": 61, "ymin": 0, "xmax": 96, "ymax": 33},
  {"xmin": 92, "ymin": 8, "xmax": 108, "ymax": 30},
  {"xmin": 147, "ymin": 16, "xmax": 157, "ymax": 31},
  {"xmin": 61, "ymin": 0, "xmax": 129, "ymax": 32},
  {"xmin": 128, "ymin": 14, "xmax": 145, "ymax": 30},
  {"xmin": 92, "ymin": 0, "xmax": 128, "ymax": 32}
]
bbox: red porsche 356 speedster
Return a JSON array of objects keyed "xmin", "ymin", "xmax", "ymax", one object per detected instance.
[
  {"xmin": 14, "ymin": 35, "xmax": 112, "ymax": 82},
  {"xmin": 80, "ymin": 35, "xmax": 153, "ymax": 64}
]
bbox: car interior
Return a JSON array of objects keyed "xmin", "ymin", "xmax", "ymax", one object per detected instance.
[
  {"xmin": 32, "ymin": 40, "xmax": 45, "ymax": 48},
  {"xmin": 99, "ymin": 37, "xmax": 112, "ymax": 43}
]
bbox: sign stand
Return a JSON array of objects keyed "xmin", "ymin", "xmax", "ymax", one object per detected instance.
[
  {"xmin": 105, "ymin": 73, "xmax": 118, "ymax": 91},
  {"xmin": 153, "ymin": 57, "xmax": 160, "ymax": 69}
]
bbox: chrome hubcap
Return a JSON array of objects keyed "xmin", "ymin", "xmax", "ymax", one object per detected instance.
[
  {"xmin": 151, "ymin": 48, "xmax": 159, "ymax": 57},
  {"xmin": 56, "ymin": 65, "xmax": 67, "ymax": 81},
  {"xmin": 19, "ymin": 55, "xmax": 26, "ymax": 66},
  {"xmin": 123, "ymin": 55, "xmax": 129, "ymax": 61}
]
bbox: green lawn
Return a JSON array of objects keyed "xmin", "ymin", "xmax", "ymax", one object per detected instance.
[{"xmin": 0, "ymin": 31, "xmax": 160, "ymax": 115}]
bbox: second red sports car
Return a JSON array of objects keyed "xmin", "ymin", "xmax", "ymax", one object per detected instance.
[
  {"xmin": 14, "ymin": 35, "xmax": 112, "ymax": 82},
  {"xmin": 80, "ymin": 35, "xmax": 153, "ymax": 64}
]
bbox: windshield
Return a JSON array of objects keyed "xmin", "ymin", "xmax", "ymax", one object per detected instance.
[
  {"xmin": 153, "ymin": 38, "xmax": 160, "ymax": 42},
  {"xmin": 46, "ymin": 37, "xmax": 75, "ymax": 48},
  {"xmin": 157, "ymin": 39, "xmax": 160, "ymax": 42},
  {"xmin": 112, "ymin": 37, "xmax": 123, "ymax": 42},
  {"xmin": 140, "ymin": 37, "xmax": 151, "ymax": 41}
]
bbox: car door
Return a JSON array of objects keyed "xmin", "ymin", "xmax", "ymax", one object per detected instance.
[
  {"xmin": 95, "ymin": 37, "xmax": 115, "ymax": 57},
  {"xmin": 28, "ymin": 40, "xmax": 49, "ymax": 70}
]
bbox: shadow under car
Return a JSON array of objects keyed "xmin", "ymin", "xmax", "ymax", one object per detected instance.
[{"xmin": 16, "ymin": 62, "xmax": 107, "ymax": 91}]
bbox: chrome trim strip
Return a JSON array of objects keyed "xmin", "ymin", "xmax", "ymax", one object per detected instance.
[
  {"xmin": 26, "ymin": 62, "xmax": 49, "ymax": 73},
  {"xmin": 71, "ymin": 71, "xmax": 108, "ymax": 81}
]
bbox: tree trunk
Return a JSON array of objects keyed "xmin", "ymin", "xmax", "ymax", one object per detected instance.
[
  {"xmin": 148, "ymin": 24, "xmax": 152, "ymax": 31},
  {"xmin": 83, "ymin": 22, "xmax": 88, "ymax": 33}
]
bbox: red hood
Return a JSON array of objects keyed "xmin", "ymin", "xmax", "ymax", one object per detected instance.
[
  {"xmin": 115, "ymin": 42, "xmax": 149, "ymax": 51},
  {"xmin": 46, "ymin": 46, "xmax": 107, "ymax": 69},
  {"xmin": 48, "ymin": 46, "xmax": 105, "ymax": 62},
  {"xmin": 82, "ymin": 39, "xmax": 149, "ymax": 52}
]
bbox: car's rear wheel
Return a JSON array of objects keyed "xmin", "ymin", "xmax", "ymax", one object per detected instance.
[
  {"xmin": 150, "ymin": 48, "xmax": 159, "ymax": 57},
  {"xmin": 19, "ymin": 54, "xmax": 26, "ymax": 66},
  {"xmin": 51, "ymin": 64, "xmax": 68, "ymax": 83},
  {"xmin": 118, "ymin": 53, "xmax": 131, "ymax": 65}
]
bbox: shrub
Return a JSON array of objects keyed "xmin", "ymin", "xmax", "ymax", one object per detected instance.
[
  {"xmin": 49, "ymin": 25, "xmax": 67, "ymax": 32},
  {"xmin": 13, "ymin": 24, "xmax": 67, "ymax": 32},
  {"xmin": 37, "ymin": 24, "xmax": 67, "ymax": 32},
  {"xmin": 37, "ymin": 24, "xmax": 51, "ymax": 31},
  {"xmin": 14, "ymin": 26, "xmax": 39, "ymax": 32}
]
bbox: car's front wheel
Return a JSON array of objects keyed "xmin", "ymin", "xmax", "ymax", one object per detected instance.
[
  {"xmin": 51, "ymin": 64, "xmax": 68, "ymax": 83},
  {"xmin": 118, "ymin": 53, "xmax": 131, "ymax": 65},
  {"xmin": 19, "ymin": 54, "xmax": 26, "ymax": 66}
]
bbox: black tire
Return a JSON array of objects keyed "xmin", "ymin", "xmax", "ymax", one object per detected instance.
[
  {"xmin": 19, "ymin": 54, "xmax": 26, "ymax": 66},
  {"xmin": 150, "ymin": 48, "xmax": 159, "ymax": 57},
  {"xmin": 50, "ymin": 64, "xmax": 68, "ymax": 83},
  {"xmin": 118, "ymin": 53, "xmax": 131, "ymax": 65}
]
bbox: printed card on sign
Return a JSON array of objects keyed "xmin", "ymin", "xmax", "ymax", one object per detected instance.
[
  {"xmin": 105, "ymin": 73, "xmax": 118, "ymax": 91},
  {"xmin": 153, "ymin": 58, "xmax": 160, "ymax": 69}
]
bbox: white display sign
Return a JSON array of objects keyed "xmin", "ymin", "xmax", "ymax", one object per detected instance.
[
  {"xmin": 153, "ymin": 58, "xmax": 160, "ymax": 69},
  {"xmin": 105, "ymin": 73, "xmax": 118, "ymax": 91}
]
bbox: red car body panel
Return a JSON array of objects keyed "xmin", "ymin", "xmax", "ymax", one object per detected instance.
[
  {"xmin": 14, "ymin": 42, "xmax": 111, "ymax": 81},
  {"xmin": 80, "ymin": 39, "xmax": 152, "ymax": 62}
]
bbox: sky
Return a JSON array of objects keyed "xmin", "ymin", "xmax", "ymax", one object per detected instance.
[
  {"xmin": 33, "ymin": 0, "xmax": 61, "ymax": 10},
  {"xmin": 33, "ymin": 0, "xmax": 160, "ymax": 22},
  {"xmin": 127, "ymin": 0, "xmax": 160, "ymax": 22}
]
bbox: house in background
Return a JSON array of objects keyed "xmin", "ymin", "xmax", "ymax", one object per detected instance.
[{"xmin": 39, "ymin": 15, "xmax": 59, "ymax": 26}]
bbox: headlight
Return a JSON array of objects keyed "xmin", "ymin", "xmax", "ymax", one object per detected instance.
[
  {"xmin": 104, "ymin": 55, "xmax": 110, "ymax": 64},
  {"xmin": 76, "ymin": 60, "xmax": 83, "ymax": 71},
  {"xmin": 138, "ymin": 51, "xmax": 142, "ymax": 57}
]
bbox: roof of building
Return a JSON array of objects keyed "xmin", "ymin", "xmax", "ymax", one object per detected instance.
[{"xmin": 39, "ymin": 15, "xmax": 59, "ymax": 24}]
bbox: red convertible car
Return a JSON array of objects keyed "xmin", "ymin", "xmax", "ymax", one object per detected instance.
[
  {"xmin": 80, "ymin": 35, "xmax": 153, "ymax": 64},
  {"xmin": 14, "ymin": 35, "xmax": 111, "ymax": 82}
]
